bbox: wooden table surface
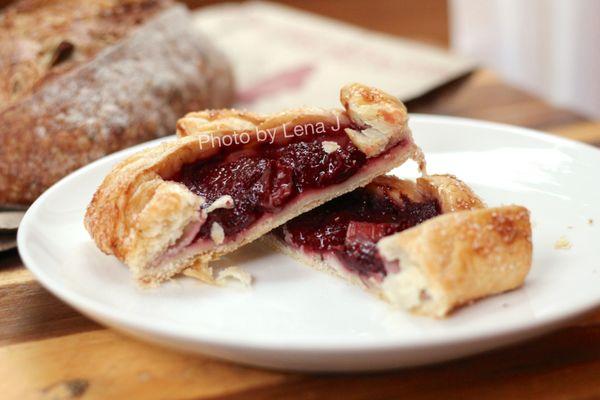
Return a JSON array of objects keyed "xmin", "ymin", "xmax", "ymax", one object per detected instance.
[{"xmin": 2, "ymin": 2, "xmax": 600, "ymax": 399}]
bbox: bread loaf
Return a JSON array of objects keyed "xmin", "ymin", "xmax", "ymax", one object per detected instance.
[{"xmin": 0, "ymin": 0, "xmax": 234, "ymax": 206}]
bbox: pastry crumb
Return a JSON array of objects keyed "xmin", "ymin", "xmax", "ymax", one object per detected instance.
[
  {"xmin": 183, "ymin": 264, "xmax": 252, "ymax": 287},
  {"xmin": 182, "ymin": 263, "xmax": 214, "ymax": 283},
  {"xmin": 321, "ymin": 141, "xmax": 340, "ymax": 154},
  {"xmin": 210, "ymin": 222, "xmax": 225, "ymax": 244},
  {"xmin": 216, "ymin": 266, "xmax": 253, "ymax": 287},
  {"xmin": 206, "ymin": 195, "xmax": 235, "ymax": 213},
  {"xmin": 554, "ymin": 236, "xmax": 572, "ymax": 250}
]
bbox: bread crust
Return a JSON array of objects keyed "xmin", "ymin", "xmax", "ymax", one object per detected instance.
[
  {"xmin": 0, "ymin": 0, "xmax": 172, "ymax": 106},
  {"xmin": 269, "ymin": 175, "xmax": 531, "ymax": 317},
  {"xmin": 85, "ymin": 84, "xmax": 422, "ymax": 285},
  {"xmin": 0, "ymin": 3, "xmax": 234, "ymax": 205}
]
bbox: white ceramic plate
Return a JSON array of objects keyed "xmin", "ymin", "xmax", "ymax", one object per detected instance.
[{"xmin": 19, "ymin": 116, "xmax": 600, "ymax": 372}]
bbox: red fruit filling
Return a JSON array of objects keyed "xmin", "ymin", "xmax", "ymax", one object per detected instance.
[
  {"xmin": 275, "ymin": 186, "xmax": 440, "ymax": 278},
  {"xmin": 171, "ymin": 124, "xmax": 371, "ymax": 242}
]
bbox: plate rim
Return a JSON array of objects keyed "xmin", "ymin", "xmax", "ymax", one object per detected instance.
[{"xmin": 17, "ymin": 114, "xmax": 600, "ymax": 353}]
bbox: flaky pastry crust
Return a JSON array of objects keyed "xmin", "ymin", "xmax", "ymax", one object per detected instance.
[
  {"xmin": 85, "ymin": 83, "xmax": 422, "ymax": 285},
  {"xmin": 177, "ymin": 83, "xmax": 425, "ymax": 166},
  {"xmin": 268, "ymin": 175, "xmax": 532, "ymax": 318},
  {"xmin": 378, "ymin": 205, "xmax": 531, "ymax": 317}
]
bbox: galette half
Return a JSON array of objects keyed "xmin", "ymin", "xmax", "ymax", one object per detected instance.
[
  {"xmin": 268, "ymin": 175, "xmax": 532, "ymax": 317},
  {"xmin": 85, "ymin": 84, "xmax": 423, "ymax": 285}
]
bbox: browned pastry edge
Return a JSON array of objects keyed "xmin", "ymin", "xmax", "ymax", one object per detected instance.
[
  {"xmin": 378, "ymin": 205, "xmax": 532, "ymax": 317},
  {"xmin": 0, "ymin": 4, "xmax": 234, "ymax": 205},
  {"xmin": 265, "ymin": 174, "xmax": 485, "ymax": 290},
  {"xmin": 365, "ymin": 174, "xmax": 486, "ymax": 212},
  {"xmin": 267, "ymin": 175, "xmax": 532, "ymax": 318},
  {"xmin": 176, "ymin": 82, "xmax": 418, "ymax": 160},
  {"xmin": 84, "ymin": 84, "xmax": 422, "ymax": 285}
]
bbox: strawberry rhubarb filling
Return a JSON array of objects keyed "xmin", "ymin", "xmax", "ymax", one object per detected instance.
[
  {"xmin": 273, "ymin": 183, "xmax": 440, "ymax": 281},
  {"xmin": 173, "ymin": 129, "xmax": 363, "ymax": 238},
  {"xmin": 167, "ymin": 122, "xmax": 412, "ymax": 251}
]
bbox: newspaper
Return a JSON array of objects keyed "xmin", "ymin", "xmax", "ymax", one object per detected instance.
[{"xmin": 193, "ymin": 1, "xmax": 475, "ymax": 113}]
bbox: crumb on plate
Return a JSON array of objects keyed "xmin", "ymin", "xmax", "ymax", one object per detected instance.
[
  {"xmin": 554, "ymin": 236, "xmax": 572, "ymax": 250},
  {"xmin": 183, "ymin": 263, "xmax": 252, "ymax": 287},
  {"xmin": 321, "ymin": 141, "xmax": 340, "ymax": 154}
]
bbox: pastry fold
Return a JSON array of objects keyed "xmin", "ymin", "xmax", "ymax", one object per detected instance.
[
  {"xmin": 85, "ymin": 83, "xmax": 423, "ymax": 285},
  {"xmin": 268, "ymin": 175, "xmax": 532, "ymax": 317},
  {"xmin": 377, "ymin": 205, "xmax": 532, "ymax": 317}
]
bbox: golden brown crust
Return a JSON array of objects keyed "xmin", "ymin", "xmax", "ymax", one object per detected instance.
[
  {"xmin": 0, "ymin": 2, "xmax": 234, "ymax": 206},
  {"xmin": 340, "ymin": 83, "xmax": 409, "ymax": 157},
  {"xmin": 377, "ymin": 205, "xmax": 532, "ymax": 317},
  {"xmin": 177, "ymin": 109, "xmax": 268, "ymax": 137},
  {"xmin": 84, "ymin": 136, "xmax": 212, "ymax": 258},
  {"xmin": 85, "ymin": 83, "xmax": 421, "ymax": 285},
  {"xmin": 177, "ymin": 107, "xmax": 350, "ymax": 146},
  {"xmin": 361, "ymin": 174, "xmax": 485, "ymax": 213},
  {"xmin": 176, "ymin": 83, "xmax": 415, "ymax": 161},
  {"xmin": 269, "ymin": 174, "xmax": 531, "ymax": 318},
  {"xmin": 417, "ymin": 174, "xmax": 486, "ymax": 212}
]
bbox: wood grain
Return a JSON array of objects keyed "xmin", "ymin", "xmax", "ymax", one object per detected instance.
[
  {"xmin": 0, "ymin": 313, "xmax": 598, "ymax": 400},
  {"xmin": 548, "ymin": 122, "xmax": 600, "ymax": 146},
  {"xmin": 406, "ymin": 71, "xmax": 587, "ymax": 130},
  {"xmin": 0, "ymin": 279, "xmax": 101, "ymax": 345},
  {"xmin": 0, "ymin": 330, "xmax": 291, "ymax": 400}
]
